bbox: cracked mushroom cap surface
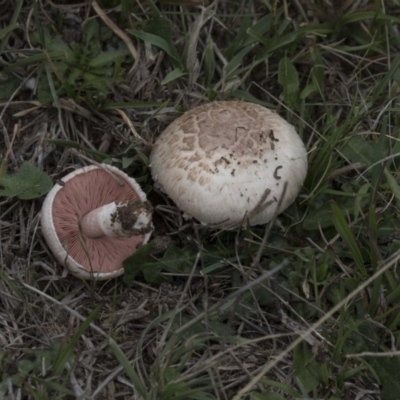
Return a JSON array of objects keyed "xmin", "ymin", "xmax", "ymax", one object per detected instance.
[
  {"xmin": 150, "ymin": 101, "xmax": 308, "ymax": 228},
  {"xmin": 41, "ymin": 165, "xmax": 152, "ymax": 280}
]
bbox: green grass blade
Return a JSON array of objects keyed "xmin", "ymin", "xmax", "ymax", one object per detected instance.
[
  {"xmin": 372, "ymin": 54, "xmax": 400, "ymax": 102},
  {"xmin": 109, "ymin": 339, "xmax": 148, "ymax": 397},
  {"xmin": 384, "ymin": 169, "xmax": 400, "ymax": 209},
  {"xmin": 128, "ymin": 29, "xmax": 182, "ymax": 67},
  {"xmin": 161, "ymin": 68, "xmax": 187, "ymax": 85},
  {"xmin": 259, "ymin": 378, "xmax": 302, "ymax": 397},
  {"xmin": 330, "ymin": 202, "xmax": 366, "ymax": 276},
  {"xmin": 0, "ymin": 23, "xmax": 18, "ymax": 41},
  {"xmin": 0, "ymin": 0, "xmax": 23, "ymax": 54},
  {"xmin": 2, "ymin": 51, "xmax": 66, "ymax": 71},
  {"xmin": 278, "ymin": 56, "xmax": 300, "ymax": 110},
  {"xmin": 99, "ymin": 100, "xmax": 172, "ymax": 110},
  {"xmin": 52, "ymin": 304, "xmax": 103, "ymax": 375},
  {"xmin": 27, "ymin": 376, "xmax": 75, "ymax": 396}
]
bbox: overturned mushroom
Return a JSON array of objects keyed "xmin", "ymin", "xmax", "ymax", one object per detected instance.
[
  {"xmin": 150, "ymin": 101, "xmax": 307, "ymax": 229},
  {"xmin": 41, "ymin": 164, "xmax": 153, "ymax": 280}
]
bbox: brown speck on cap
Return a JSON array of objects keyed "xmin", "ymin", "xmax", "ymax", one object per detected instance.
[{"xmin": 269, "ymin": 129, "xmax": 279, "ymax": 142}]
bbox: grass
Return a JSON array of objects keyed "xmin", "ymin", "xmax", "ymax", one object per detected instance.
[{"xmin": 1, "ymin": 0, "xmax": 400, "ymax": 398}]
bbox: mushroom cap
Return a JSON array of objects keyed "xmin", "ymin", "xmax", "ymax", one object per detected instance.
[
  {"xmin": 41, "ymin": 165, "xmax": 152, "ymax": 280},
  {"xmin": 150, "ymin": 101, "xmax": 308, "ymax": 228}
]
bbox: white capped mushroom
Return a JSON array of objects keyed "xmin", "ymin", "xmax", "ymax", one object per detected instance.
[
  {"xmin": 150, "ymin": 101, "xmax": 308, "ymax": 229},
  {"xmin": 41, "ymin": 164, "xmax": 153, "ymax": 280}
]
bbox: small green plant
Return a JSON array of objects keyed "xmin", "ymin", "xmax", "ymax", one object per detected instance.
[
  {"xmin": 33, "ymin": 19, "xmax": 131, "ymax": 104},
  {"xmin": 1, "ymin": 18, "xmax": 131, "ymax": 104},
  {"xmin": 0, "ymin": 346, "xmax": 74, "ymax": 398},
  {"xmin": 0, "ymin": 162, "xmax": 52, "ymax": 199}
]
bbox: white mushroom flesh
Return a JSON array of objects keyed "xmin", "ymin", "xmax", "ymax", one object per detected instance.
[{"xmin": 81, "ymin": 200, "xmax": 153, "ymax": 238}]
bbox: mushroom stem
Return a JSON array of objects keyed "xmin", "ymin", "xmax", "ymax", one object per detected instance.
[{"xmin": 80, "ymin": 200, "xmax": 153, "ymax": 239}]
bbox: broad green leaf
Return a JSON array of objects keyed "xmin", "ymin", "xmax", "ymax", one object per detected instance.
[
  {"xmin": 0, "ymin": 162, "xmax": 52, "ymax": 200},
  {"xmin": 293, "ymin": 342, "xmax": 319, "ymax": 393},
  {"xmin": 30, "ymin": 28, "xmax": 73, "ymax": 59},
  {"xmin": 368, "ymin": 356, "xmax": 400, "ymax": 400},
  {"xmin": 24, "ymin": 23, "xmax": 132, "ymax": 105},
  {"xmin": 158, "ymin": 246, "xmax": 196, "ymax": 274},
  {"xmin": 144, "ymin": 14, "xmax": 173, "ymax": 46},
  {"xmin": 122, "ymin": 156, "xmax": 135, "ymax": 169},
  {"xmin": 303, "ymin": 203, "xmax": 334, "ymax": 230},
  {"xmin": 0, "ymin": 73, "xmax": 21, "ymax": 100},
  {"xmin": 294, "ymin": 247, "xmax": 315, "ymax": 262},
  {"xmin": 316, "ymin": 262, "xmax": 329, "ymax": 282},
  {"xmin": 123, "ymin": 244, "xmax": 197, "ymax": 285},
  {"xmin": 123, "ymin": 243, "xmax": 158, "ymax": 285},
  {"xmin": 19, "ymin": 348, "xmax": 56, "ymax": 375},
  {"xmin": 341, "ymin": 135, "xmax": 380, "ymax": 166},
  {"xmin": 89, "ymin": 47, "xmax": 130, "ymax": 68},
  {"xmin": 82, "ymin": 17, "xmax": 100, "ymax": 46}
]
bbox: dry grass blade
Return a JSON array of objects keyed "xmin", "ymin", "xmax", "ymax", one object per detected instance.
[
  {"xmin": 21, "ymin": 282, "xmax": 109, "ymax": 338},
  {"xmin": 113, "ymin": 108, "xmax": 153, "ymax": 146},
  {"xmin": 92, "ymin": 1, "xmax": 139, "ymax": 65},
  {"xmin": 0, "ymin": 122, "xmax": 19, "ymax": 176}
]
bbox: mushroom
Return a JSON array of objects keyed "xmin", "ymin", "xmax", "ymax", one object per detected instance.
[
  {"xmin": 150, "ymin": 101, "xmax": 307, "ymax": 229},
  {"xmin": 41, "ymin": 164, "xmax": 153, "ymax": 280}
]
